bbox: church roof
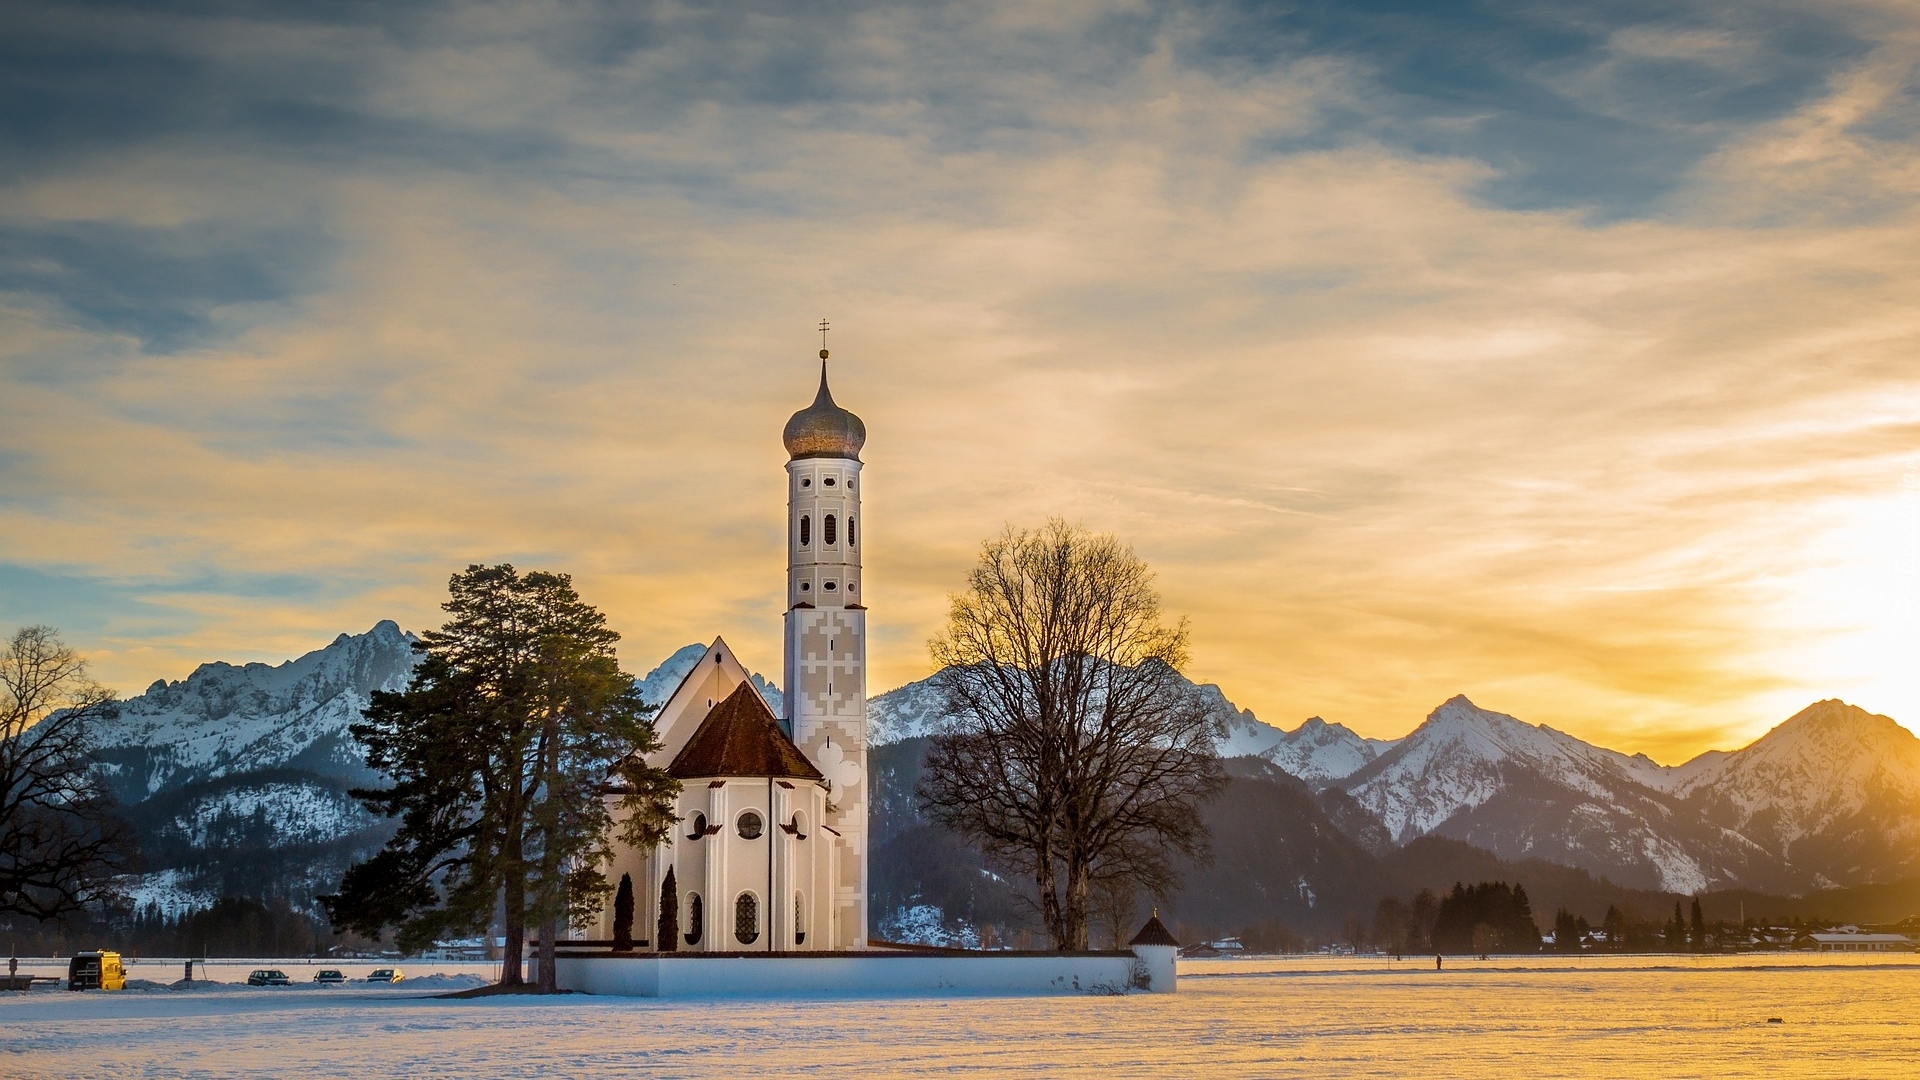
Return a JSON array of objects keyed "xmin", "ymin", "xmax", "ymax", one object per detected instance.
[
  {"xmin": 667, "ymin": 681, "xmax": 825, "ymax": 781},
  {"xmin": 1128, "ymin": 914, "xmax": 1180, "ymax": 948},
  {"xmin": 782, "ymin": 362, "xmax": 866, "ymax": 461}
]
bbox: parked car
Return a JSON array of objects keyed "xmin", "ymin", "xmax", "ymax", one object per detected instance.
[
  {"xmin": 67, "ymin": 951, "xmax": 126, "ymax": 991},
  {"xmin": 365, "ymin": 968, "xmax": 404, "ymax": 983},
  {"xmin": 313, "ymin": 969, "xmax": 346, "ymax": 985},
  {"xmin": 247, "ymin": 969, "xmax": 291, "ymax": 986}
]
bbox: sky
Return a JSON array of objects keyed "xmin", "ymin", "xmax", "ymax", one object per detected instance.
[{"xmin": 2, "ymin": 0, "xmax": 1917, "ymax": 762}]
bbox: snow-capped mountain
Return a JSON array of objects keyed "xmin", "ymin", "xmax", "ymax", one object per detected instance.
[
  {"xmin": 1264, "ymin": 716, "xmax": 1397, "ymax": 785},
  {"xmin": 1333, "ymin": 695, "xmax": 1920, "ymax": 894},
  {"xmin": 90, "ymin": 623, "xmax": 1920, "ymax": 918},
  {"xmin": 1669, "ymin": 700, "xmax": 1920, "ymax": 887},
  {"xmin": 95, "ymin": 620, "xmax": 422, "ymax": 799},
  {"xmin": 864, "ymin": 668, "xmax": 1386, "ymax": 776},
  {"xmin": 93, "ymin": 621, "xmax": 424, "ymax": 914}
]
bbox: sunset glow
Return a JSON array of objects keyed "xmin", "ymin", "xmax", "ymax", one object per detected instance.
[{"xmin": 4, "ymin": 1, "xmax": 1917, "ymax": 761}]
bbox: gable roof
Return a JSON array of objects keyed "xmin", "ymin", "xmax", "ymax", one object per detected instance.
[
  {"xmin": 667, "ymin": 681, "xmax": 824, "ymax": 781},
  {"xmin": 1128, "ymin": 914, "xmax": 1180, "ymax": 948},
  {"xmin": 645, "ymin": 636, "xmax": 759, "ymax": 768}
]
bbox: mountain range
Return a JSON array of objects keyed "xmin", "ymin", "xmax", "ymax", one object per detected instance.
[{"xmin": 85, "ymin": 623, "xmax": 1920, "ymax": 936}]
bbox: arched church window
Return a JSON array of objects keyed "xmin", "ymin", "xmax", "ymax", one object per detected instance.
[
  {"xmin": 824, "ymin": 515, "xmax": 837, "ymax": 545},
  {"xmin": 685, "ymin": 893, "xmax": 703, "ymax": 946},
  {"xmin": 735, "ymin": 893, "xmax": 760, "ymax": 945},
  {"xmin": 848, "ymin": 517, "xmax": 856, "ymax": 546},
  {"xmin": 686, "ymin": 812, "xmax": 708, "ymax": 840},
  {"xmin": 791, "ymin": 811, "xmax": 807, "ymax": 840},
  {"xmin": 737, "ymin": 810, "xmax": 763, "ymax": 840},
  {"xmin": 795, "ymin": 891, "xmax": 806, "ymax": 946},
  {"xmin": 799, "ymin": 515, "xmax": 811, "ymax": 546}
]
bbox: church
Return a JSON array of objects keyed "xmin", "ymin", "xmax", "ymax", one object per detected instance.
[
  {"xmin": 587, "ymin": 350, "xmax": 872, "ymax": 952},
  {"xmin": 555, "ymin": 344, "xmax": 1180, "ymax": 993}
]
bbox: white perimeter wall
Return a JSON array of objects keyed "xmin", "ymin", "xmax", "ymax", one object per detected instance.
[{"xmin": 554, "ymin": 951, "xmax": 1169, "ymax": 997}]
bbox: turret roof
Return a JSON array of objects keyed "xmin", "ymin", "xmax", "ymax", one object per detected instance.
[
  {"xmin": 782, "ymin": 362, "xmax": 866, "ymax": 461},
  {"xmin": 1128, "ymin": 914, "xmax": 1180, "ymax": 948}
]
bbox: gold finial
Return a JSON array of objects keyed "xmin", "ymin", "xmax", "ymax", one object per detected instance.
[{"xmin": 818, "ymin": 318, "xmax": 830, "ymax": 360}]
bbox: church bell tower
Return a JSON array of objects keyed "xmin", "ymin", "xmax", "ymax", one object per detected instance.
[{"xmin": 781, "ymin": 332, "xmax": 868, "ymax": 949}]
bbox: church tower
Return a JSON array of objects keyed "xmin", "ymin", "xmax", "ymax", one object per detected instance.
[{"xmin": 781, "ymin": 344, "xmax": 868, "ymax": 949}]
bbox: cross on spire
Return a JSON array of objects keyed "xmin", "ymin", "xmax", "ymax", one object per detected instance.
[{"xmin": 818, "ymin": 318, "xmax": 831, "ymax": 360}]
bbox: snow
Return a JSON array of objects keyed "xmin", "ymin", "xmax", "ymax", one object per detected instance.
[
  {"xmin": 1259, "ymin": 716, "xmax": 1394, "ymax": 785},
  {"xmin": 6, "ymin": 954, "xmax": 1918, "ymax": 1077},
  {"xmin": 166, "ymin": 781, "xmax": 373, "ymax": 846},
  {"xmin": 1341, "ymin": 696, "xmax": 1684, "ymax": 842},
  {"xmin": 122, "ymin": 868, "xmax": 217, "ymax": 919},
  {"xmin": 864, "ymin": 669, "xmax": 1394, "ymax": 786},
  {"xmin": 877, "ymin": 904, "xmax": 981, "ymax": 949},
  {"xmin": 91, "ymin": 621, "xmax": 421, "ymax": 796},
  {"xmin": 1666, "ymin": 700, "xmax": 1920, "ymax": 843}
]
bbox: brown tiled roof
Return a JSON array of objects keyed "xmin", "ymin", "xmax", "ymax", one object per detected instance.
[
  {"xmin": 1128, "ymin": 914, "xmax": 1180, "ymax": 948},
  {"xmin": 667, "ymin": 681, "xmax": 824, "ymax": 781}
]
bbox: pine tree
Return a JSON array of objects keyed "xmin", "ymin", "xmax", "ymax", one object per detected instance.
[
  {"xmin": 1689, "ymin": 897, "xmax": 1706, "ymax": 952},
  {"xmin": 1665, "ymin": 901, "xmax": 1686, "ymax": 951},
  {"xmin": 322, "ymin": 564, "xmax": 681, "ymax": 988},
  {"xmin": 1553, "ymin": 908, "xmax": 1581, "ymax": 953},
  {"xmin": 656, "ymin": 865, "xmax": 679, "ymax": 953},
  {"xmin": 612, "ymin": 873, "xmax": 635, "ymax": 952},
  {"xmin": 1602, "ymin": 905, "xmax": 1627, "ymax": 952}
]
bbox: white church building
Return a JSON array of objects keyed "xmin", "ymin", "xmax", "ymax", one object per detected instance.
[
  {"xmin": 557, "ymin": 347, "xmax": 1180, "ymax": 994},
  {"xmin": 588, "ymin": 356, "xmax": 871, "ymax": 953}
]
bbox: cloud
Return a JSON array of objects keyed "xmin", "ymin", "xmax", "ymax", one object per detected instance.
[{"xmin": 2, "ymin": 0, "xmax": 1918, "ymax": 760}]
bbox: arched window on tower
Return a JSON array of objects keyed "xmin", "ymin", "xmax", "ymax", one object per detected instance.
[
  {"xmin": 824, "ymin": 515, "xmax": 837, "ymax": 545},
  {"xmin": 735, "ymin": 893, "xmax": 760, "ymax": 945},
  {"xmin": 685, "ymin": 893, "xmax": 703, "ymax": 947},
  {"xmin": 799, "ymin": 515, "xmax": 811, "ymax": 546},
  {"xmin": 795, "ymin": 891, "xmax": 806, "ymax": 947},
  {"xmin": 848, "ymin": 516, "xmax": 856, "ymax": 547}
]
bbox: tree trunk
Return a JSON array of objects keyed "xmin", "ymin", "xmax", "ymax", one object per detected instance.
[
  {"xmin": 537, "ymin": 915, "xmax": 558, "ymax": 992},
  {"xmin": 1035, "ymin": 853, "xmax": 1070, "ymax": 951},
  {"xmin": 1063, "ymin": 859, "xmax": 1090, "ymax": 951},
  {"xmin": 500, "ymin": 850, "xmax": 526, "ymax": 986}
]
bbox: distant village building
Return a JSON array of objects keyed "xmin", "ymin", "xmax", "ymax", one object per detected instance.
[
  {"xmin": 1795, "ymin": 927, "xmax": 1915, "ymax": 952},
  {"xmin": 588, "ymin": 361, "xmax": 870, "ymax": 952}
]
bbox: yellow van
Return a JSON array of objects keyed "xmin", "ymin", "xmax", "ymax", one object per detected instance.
[{"xmin": 68, "ymin": 951, "xmax": 126, "ymax": 991}]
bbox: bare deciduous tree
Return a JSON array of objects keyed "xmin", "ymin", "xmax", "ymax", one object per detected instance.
[
  {"xmin": 1, "ymin": 626, "xmax": 132, "ymax": 920},
  {"xmin": 917, "ymin": 521, "xmax": 1225, "ymax": 951}
]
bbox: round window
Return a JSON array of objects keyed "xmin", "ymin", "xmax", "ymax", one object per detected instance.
[
  {"xmin": 737, "ymin": 811, "xmax": 764, "ymax": 840},
  {"xmin": 801, "ymin": 478, "xmax": 811, "ymax": 487}
]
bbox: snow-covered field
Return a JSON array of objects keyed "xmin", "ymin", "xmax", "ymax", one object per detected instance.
[{"xmin": 5, "ymin": 954, "xmax": 1916, "ymax": 1078}]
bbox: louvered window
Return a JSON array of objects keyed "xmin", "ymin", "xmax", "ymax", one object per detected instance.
[{"xmin": 824, "ymin": 515, "xmax": 837, "ymax": 545}]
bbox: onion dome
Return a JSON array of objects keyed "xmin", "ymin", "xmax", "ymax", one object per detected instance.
[{"xmin": 782, "ymin": 361, "xmax": 866, "ymax": 461}]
